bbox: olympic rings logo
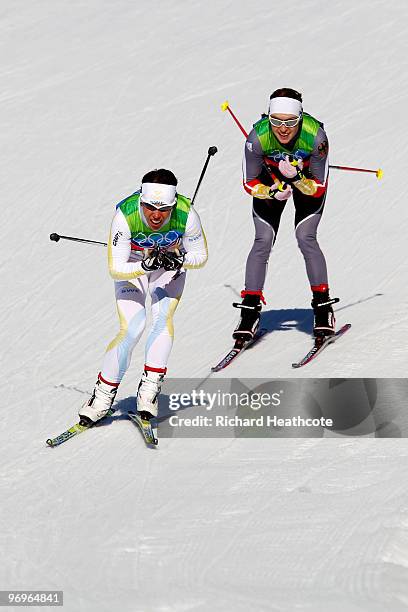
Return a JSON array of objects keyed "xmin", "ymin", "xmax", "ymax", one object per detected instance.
[
  {"xmin": 269, "ymin": 149, "xmax": 305, "ymax": 162},
  {"xmin": 131, "ymin": 230, "xmax": 182, "ymax": 249}
]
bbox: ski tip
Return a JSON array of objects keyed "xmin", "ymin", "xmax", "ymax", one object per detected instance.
[
  {"xmin": 335, "ymin": 323, "xmax": 352, "ymax": 336},
  {"xmin": 128, "ymin": 411, "xmax": 159, "ymax": 446},
  {"xmin": 46, "ymin": 439, "xmax": 55, "ymax": 447}
]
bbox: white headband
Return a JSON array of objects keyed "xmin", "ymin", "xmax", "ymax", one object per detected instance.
[
  {"xmin": 140, "ymin": 182, "xmax": 177, "ymax": 206},
  {"xmin": 268, "ymin": 96, "xmax": 303, "ymax": 117}
]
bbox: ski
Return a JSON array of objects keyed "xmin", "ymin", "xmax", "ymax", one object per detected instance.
[
  {"xmin": 211, "ymin": 328, "xmax": 268, "ymax": 372},
  {"xmin": 45, "ymin": 409, "xmax": 115, "ymax": 447},
  {"xmin": 128, "ymin": 411, "xmax": 158, "ymax": 446},
  {"xmin": 292, "ymin": 323, "xmax": 351, "ymax": 369}
]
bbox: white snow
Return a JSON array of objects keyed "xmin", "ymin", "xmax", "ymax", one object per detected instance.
[{"xmin": 1, "ymin": 1, "xmax": 408, "ymax": 611}]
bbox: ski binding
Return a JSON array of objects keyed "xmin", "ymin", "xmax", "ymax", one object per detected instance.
[{"xmin": 211, "ymin": 328, "xmax": 267, "ymax": 372}]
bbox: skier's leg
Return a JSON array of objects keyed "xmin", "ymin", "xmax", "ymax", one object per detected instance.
[
  {"xmin": 244, "ymin": 197, "xmax": 286, "ymax": 291},
  {"xmin": 137, "ymin": 269, "xmax": 186, "ymax": 417},
  {"xmin": 294, "ymin": 191, "xmax": 328, "ymax": 286},
  {"xmin": 145, "ymin": 269, "xmax": 186, "ymax": 369},
  {"xmin": 79, "ymin": 278, "xmax": 148, "ymax": 423},
  {"xmin": 234, "ymin": 197, "xmax": 286, "ymax": 340},
  {"xmin": 294, "ymin": 191, "xmax": 335, "ymax": 336},
  {"xmin": 101, "ymin": 279, "xmax": 148, "ymax": 382}
]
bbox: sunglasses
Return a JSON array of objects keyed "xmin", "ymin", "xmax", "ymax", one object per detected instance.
[
  {"xmin": 269, "ymin": 115, "xmax": 302, "ymax": 128},
  {"xmin": 140, "ymin": 200, "xmax": 175, "ymax": 212}
]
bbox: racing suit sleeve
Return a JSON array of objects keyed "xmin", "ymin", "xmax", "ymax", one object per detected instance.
[
  {"xmin": 242, "ymin": 128, "xmax": 267, "ymax": 196},
  {"xmin": 181, "ymin": 207, "xmax": 208, "ymax": 269},
  {"xmin": 294, "ymin": 127, "xmax": 329, "ymax": 198},
  {"xmin": 107, "ymin": 209, "xmax": 145, "ymax": 280}
]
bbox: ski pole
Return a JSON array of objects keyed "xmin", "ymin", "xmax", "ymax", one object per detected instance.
[
  {"xmin": 50, "ymin": 233, "xmax": 107, "ymax": 247},
  {"xmin": 329, "ymin": 165, "xmax": 383, "ymax": 179},
  {"xmin": 191, "ymin": 145, "xmax": 218, "ymax": 205},
  {"xmin": 221, "ymin": 100, "xmax": 286, "ymax": 190},
  {"xmin": 221, "ymin": 101, "xmax": 248, "ymax": 138},
  {"xmin": 221, "ymin": 100, "xmax": 383, "ymax": 181}
]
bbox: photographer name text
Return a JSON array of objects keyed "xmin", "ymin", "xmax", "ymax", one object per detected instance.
[{"xmin": 168, "ymin": 415, "xmax": 333, "ymax": 428}]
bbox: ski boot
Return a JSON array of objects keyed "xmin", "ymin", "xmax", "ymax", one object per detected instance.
[
  {"xmin": 79, "ymin": 375, "xmax": 119, "ymax": 426},
  {"xmin": 136, "ymin": 369, "xmax": 165, "ymax": 420},
  {"xmin": 232, "ymin": 292, "xmax": 263, "ymax": 342},
  {"xmin": 311, "ymin": 289, "xmax": 338, "ymax": 344}
]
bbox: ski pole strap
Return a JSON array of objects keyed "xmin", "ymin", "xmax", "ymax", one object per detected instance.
[{"xmin": 264, "ymin": 165, "xmax": 288, "ymax": 191}]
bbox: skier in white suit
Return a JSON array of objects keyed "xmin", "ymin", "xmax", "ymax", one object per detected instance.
[{"xmin": 79, "ymin": 168, "xmax": 208, "ymax": 426}]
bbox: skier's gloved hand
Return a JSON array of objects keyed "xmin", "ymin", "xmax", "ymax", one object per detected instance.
[
  {"xmin": 161, "ymin": 250, "xmax": 185, "ymax": 271},
  {"xmin": 293, "ymin": 176, "xmax": 318, "ymax": 196},
  {"xmin": 278, "ymin": 155, "xmax": 304, "ymax": 182},
  {"xmin": 269, "ymin": 182, "xmax": 292, "ymax": 201},
  {"xmin": 141, "ymin": 248, "xmax": 163, "ymax": 271},
  {"xmin": 251, "ymin": 183, "xmax": 273, "ymax": 199},
  {"xmin": 251, "ymin": 182, "xmax": 291, "ymax": 201},
  {"xmin": 278, "ymin": 155, "xmax": 319, "ymax": 195}
]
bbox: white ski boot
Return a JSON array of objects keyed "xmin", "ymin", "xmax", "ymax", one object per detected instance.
[
  {"xmin": 79, "ymin": 377, "xmax": 118, "ymax": 426},
  {"xmin": 136, "ymin": 370, "xmax": 164, "ymax": 418}
]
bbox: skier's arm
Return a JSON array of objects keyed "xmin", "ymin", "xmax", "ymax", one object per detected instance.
[
  {"xmin": 107, "ymin": 210, "xmax": 145, "ymax": 280},
  {"xmin": 293, "ymin": 127, "xmax": 329, "ymax": 198},
  {"xmin": 243, "ymin": 130, "xmax": 292, "ymax": 201},
  {"xmin": 181, "ymin": 208, "xmax": 208, "ymax": 269},
  {"xmin": 242, "ymin": 129, "xmax": 272, "ymax": 198}
]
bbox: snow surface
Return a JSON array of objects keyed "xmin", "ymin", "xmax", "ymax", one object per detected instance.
[{"xmin": 2, "ymin": 1, "xmax": 408, "ymax": 611}]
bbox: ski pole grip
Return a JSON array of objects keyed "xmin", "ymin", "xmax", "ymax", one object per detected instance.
[
  {"xmin": 50, "ymin": 233, "xmax": 61, "ymax": 242},
  {"xmin": 208, "ymin": 146, "xmax": 218, "ymax": 156}
]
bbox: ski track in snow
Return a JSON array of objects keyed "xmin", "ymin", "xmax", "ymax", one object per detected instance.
[{"xmin": 2, "ymin": 1, "xmax": 408, "ymax": 611}]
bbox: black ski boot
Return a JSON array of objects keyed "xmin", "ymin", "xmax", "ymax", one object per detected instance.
[
  {"xmin": 311, "ymin": 290, "xmax": 338, "ymax": 340},
  {"xmin": 233, "ymin": 293, "xmax": 262, "ymax": 341}
]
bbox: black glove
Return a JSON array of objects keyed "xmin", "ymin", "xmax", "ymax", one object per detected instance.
[
  {"xmin": 161, "ymin": 250, "xmax": 185, "ymax": 271},
  {"xmin": 141, "ymin": 248, "xmax": 163, "ymax": 271}
]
